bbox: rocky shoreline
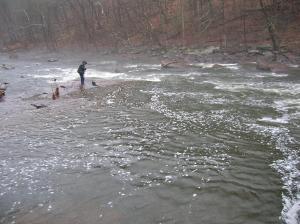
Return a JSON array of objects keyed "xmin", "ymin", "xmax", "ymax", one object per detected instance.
[{"xmin": 93, "ymin": 45, "xmax": 300, "ymax": 74}]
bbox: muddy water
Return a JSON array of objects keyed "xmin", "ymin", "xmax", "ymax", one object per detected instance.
[{"xmin": 0, "ymin": 53, "xmax": 299, "ymax": 224}]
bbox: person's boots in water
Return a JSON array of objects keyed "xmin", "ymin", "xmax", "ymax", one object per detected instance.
[{"xmin": 77, "ymin": 61, "xmax": 87, "ymax": 90}]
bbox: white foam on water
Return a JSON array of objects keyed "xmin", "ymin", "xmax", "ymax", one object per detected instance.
[
  {"xmin": 32, "ymin": 67, "xmax": 164, "ymax": 83},
  {"xmin": 124, "ymin": 64, "xmax": 161, "ymax": 69},
  {"xmin": 191, "ymin": 63, "xmax": 239, "ymax": 70},
  {"xmin": 287, "ymin": 64, "xmax": 299, "ymax": 68},
  {"xmin": 191, "ymin": 63, "xmax": 214, "ymax": 68},
  {"xmin": 98, "ymin": 61, "xmax": 117, "ymax": 65},
  {"xmin": 275, "ymin": 100, "xmax": 300, "ymax": 111},
  {"xmin": 203, "ymin": 79, "xmax": 300, "ymax": 96},
  {"xmin": 106, "ymin": 99, "xmax": 114, "ymax": 105},
  {"xmin": 259, "ymin": 115, "xmax": 289, "ymax": 124},
  {"xmin": 218, "ymin": 63, "xmax": 240, "ymax": 70},
  {"xmin": 116, "ymin": 73, "xmax": 162, "ymax": 82},
  {"xmin": 285, "ymin": 200, "xmax": 300, "ymax": 224},
  {"xmin": 271, "ymin": 99, "xmax": 300, "ymax": 224},
  {"xmin": 248, "ymin": 121, "xmax": 300, "ymax": 224},
  {"xmin": 205, "ymin": 80, "xmax": 249, "ymax": 92},
  {"xmin": 269, "ymin": 73, "xmax": 289, "ymax": 77},
  {"xmin": 253, "ymin": 72, "xmax": 289, "ymax": 78},
  {"xmin": 37, "ymin": 68, "xmax": 51, "ymax": 72},
  {"xmin": 86, "ymin": 69, "xmax": 124, "ymax": 79}
]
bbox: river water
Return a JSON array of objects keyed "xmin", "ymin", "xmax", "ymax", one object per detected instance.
[{"xmin": 0, "ymin": 52, "xmax": 299, "ymax": 224}]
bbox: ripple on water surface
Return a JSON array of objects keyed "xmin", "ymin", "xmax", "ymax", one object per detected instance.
[{"xmin": 0, "ymin": 61, "xmax": 299, "ymax": 224}]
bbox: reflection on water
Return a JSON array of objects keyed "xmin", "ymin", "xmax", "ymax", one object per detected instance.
[{"xmin": 0, "ymin": 55, "xmax": 299, "ymax": 224}]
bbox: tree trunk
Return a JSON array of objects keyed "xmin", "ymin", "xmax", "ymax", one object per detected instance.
[{"xmin": 259, "ymin": 0, "xmax": 280, "ymax": 61}]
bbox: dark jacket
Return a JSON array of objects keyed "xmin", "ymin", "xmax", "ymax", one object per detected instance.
[{"xmin": 77, "ymin": 64, "xmax": 86, "ymax": 75}]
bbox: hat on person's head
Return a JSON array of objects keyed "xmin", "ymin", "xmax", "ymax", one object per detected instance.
[{"xmin": 82, "ymin": 61, "xmax": 87, "ymax": 65}]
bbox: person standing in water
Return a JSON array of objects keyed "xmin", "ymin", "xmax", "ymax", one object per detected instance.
[{"xmin": 77, "ymin": 61, "xmax": 87, "ymax": 89}]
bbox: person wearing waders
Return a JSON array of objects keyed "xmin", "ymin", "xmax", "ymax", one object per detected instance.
[{"xmin": 78, "ymin": 61, "xmax": 87, "ymax": 89}]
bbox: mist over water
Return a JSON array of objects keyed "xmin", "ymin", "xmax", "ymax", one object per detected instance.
[{"xmin": 0, "ymin": 53, "xmax": 299, "ymax": 224}]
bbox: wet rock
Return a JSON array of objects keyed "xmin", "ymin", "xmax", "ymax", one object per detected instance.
[
  {"xmin": 92, "ymin": 81, "xmax": 98, "ymax": 86},
  {"xmin": 256, "ymin": 45, "xmax": 273, "ymax": 52},
  {"xmin": 262, "ymin": 51, "xmax": 274, "ymax": 57},
  {"xmin": 31, "ymin": 104, "xmax": 47, "ymax": 109},
  {"xmin": 201, "ymin": 46, "xmax": 220, "ymax": 55},
  {"xmin": 256, "ymin": 60, "xmax": 289, "ymax": 73},
  {"xmin": 47, "ymin": 58, "xmax": 58, "ymax": 62},
  {"xmin": 1, "ymin": 64, "xmax": 15, "ymax": 70},
  {"xmin": 185, "ymin": 46, "xmax": 220, "ymax": 56},
  {"xmin": 161, "ymin": 59, "xmax": 189, "ymax": 69}
]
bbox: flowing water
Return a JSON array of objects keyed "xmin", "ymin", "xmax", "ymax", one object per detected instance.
[{"xmin": 0, "ymin": 52, "xmax": 299, "ymax": 224}]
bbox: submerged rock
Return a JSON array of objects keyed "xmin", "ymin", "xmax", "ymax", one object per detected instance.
[{"xmin": 31, "ymin": 104, "xmax": 47, "ymax": 109}]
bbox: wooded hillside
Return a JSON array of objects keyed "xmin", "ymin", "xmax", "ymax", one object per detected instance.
[{"xmin": 1, "ymin": 0, "xmax": 300, "ymax": 53}]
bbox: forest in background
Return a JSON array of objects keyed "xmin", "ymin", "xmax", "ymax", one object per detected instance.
[{"xmin": 0, "ymin": 0, "xmax": 300, "ymax": 55}]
